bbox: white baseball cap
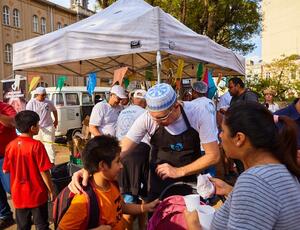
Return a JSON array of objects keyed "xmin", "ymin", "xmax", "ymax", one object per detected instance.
[
  {"xmin": 110, "ymin": 85, "xmax": 127, "ymax": 99},
  {"xmin": 35, "ymin": 87, "xmax": 46, "ymax": 95},
  {"xmin": 192, "ymin": 81, "xmax": 208, "ymax": 94},
  {"xmin": 145, "ymin": 83, "xmax": 177, "ymax": 112},
  {"xmin": 133, "ymin": 89, "xmax": 147, "ymax": 99}
]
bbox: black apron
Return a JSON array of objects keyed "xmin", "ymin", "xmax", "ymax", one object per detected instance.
[{"xmin": 148, "ymin": 106, "xmax": 201, "ymax": 201}]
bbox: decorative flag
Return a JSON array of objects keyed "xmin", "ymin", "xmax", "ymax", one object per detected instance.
[
  {"xmin": 196, "ymin": 63, "xmax": 204, "ymax": 80},
  {"xmin": 202, "ymin": 68, "xmax": 208, "ymax": 83},
  {"xmin": 145, "ymin": 66, "xmax": 153, "ymax": 80},
  {"xmin": 207, "ymin": 69, "xmax": 217, "ymax": 99},
  {"xmin": 87, "ymin": 72, "xmax": 97, "ymax": 96},
  {"xmin": 56, "ymin": 76, "xmax": 67, "ymax": 91},
  {"xmin": 28, "ymin": 76, "xmax": 41, "ymax": 92},
  {"xmin": 176, "ymin": 59, "xmax": 185, "ymax": 79},
  {"xmin": 124, "ymin": 78, "xmax": 130, "ymax": 89},
  {"xmin": 113, "ymin": 67, "xmax": 128, "ymax": 85}
]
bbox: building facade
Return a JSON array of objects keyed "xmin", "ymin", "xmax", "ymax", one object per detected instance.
[
  {"xmin": 262, "ymin": 0, "xmax": 300, "ymax": 63},
  {"xmin": 0, "ymin": 0, "xmax": 93, "ymax": 98}
]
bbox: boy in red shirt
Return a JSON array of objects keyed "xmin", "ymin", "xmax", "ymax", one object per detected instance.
[{"xmin": 3, "ymin": 110, "xmax": 54, "ymax": 230}]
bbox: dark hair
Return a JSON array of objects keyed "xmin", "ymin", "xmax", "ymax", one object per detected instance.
[
  {"xmin": 81, "ymin": 135, "xmax": 121, "ymax": 174},
  {"xmin": 229, "ymin": 77, "xmax": 245, "ymax": 88},
  {"xmin": 224, "ymin": 101, "xmax": 300, "ymax": 177},
  {"xmin": 15, "ymin": 110, "xmax": 40, "ymax": 133}
]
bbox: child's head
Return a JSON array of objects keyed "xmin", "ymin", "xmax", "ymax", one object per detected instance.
[
  {"xmin": 15, "ymin": 110, "xmax": 40, "ymax": 135},
  {"xmin": 82, "ymin": 135, "xmax": 122, "ymax": 180}
]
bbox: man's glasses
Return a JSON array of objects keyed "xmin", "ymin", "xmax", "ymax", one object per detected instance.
[{"xmin": 151, "ymin": 106, "xmax": 175, "ymax": 122}]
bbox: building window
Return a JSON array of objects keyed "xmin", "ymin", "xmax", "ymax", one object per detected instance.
[
  {"xmin": 265, "ymin": 72, "xmax": 271, "ymax": 78},
  {"xmin": 3, "ymin": 6, "xmax": 10, "ymax": 25},
  {"xmin": 4, "ymin": 44, "xmax": 12, "ymax": 63},
  {"xmin": 41, "ymin": 17, "xmax": 46, "ymax": 34},
  {"xmin": 13, "ymin": 9, "xmax": 20, "ymax": 27},
  {"xmin": 33, "ymin": 15, "xmax": 38, "ymax": 32},
  {"xmin": 57, "ymin": 22, "xmax": 62, "ymax": 29}
]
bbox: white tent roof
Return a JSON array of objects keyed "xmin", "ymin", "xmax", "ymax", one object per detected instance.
[{"xmin": 13, "ymin": 0, "xmax": 245, "ymax": 79}]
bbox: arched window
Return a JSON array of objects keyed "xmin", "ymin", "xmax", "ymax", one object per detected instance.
[
  {"xmin": 13, "ymin": 9, "xmax": 20, "ymax": 27},
  {"xmin": 41, "ymin": 17, "xmax": 46, "ymax": 34},
  {"xmin": 57, "ymin": 22, "xmax": 62, "ymax": 29},
  {"xmin": 4, "ymin": 44, "xmax": 12, "ymax": 63},
  {"xmin": 33, "ymin": 15, "xmax": 38, "ymax": 32},
  {"xmin": 3, "ymin": 6, "xmax": 10, "ymax": 25}
]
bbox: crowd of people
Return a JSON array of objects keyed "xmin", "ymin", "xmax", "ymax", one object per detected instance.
[{"xmin": 0, "ymin": 77, "xmax": 299, "ymax": 230}]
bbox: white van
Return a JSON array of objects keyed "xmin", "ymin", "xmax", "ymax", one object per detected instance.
[{"xmin": 31, "ymin": 86, "xmax": 110, "ymax": 139}]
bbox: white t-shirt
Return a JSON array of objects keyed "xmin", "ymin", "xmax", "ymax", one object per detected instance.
[
  {"xmin": 116, "ymin": 105, "xmax": 150, "ymax": 145},
  {"xmin": 126, "ymin": 101, "xmax": 218, "ymax": 145},
  {"xmin": 217, "ymin": 91, "xmax": 232, "ymax": 111},
  {"xmin": 268, "ymin": 103, "xmax": 280, "ymax": 113},
  {"xmin": 89, "ymin": 102, "xmax": 122, "ymax": 136},
  {"xmin": 26, "ymin": 98, "xmax": 56, "ymax": 128}
]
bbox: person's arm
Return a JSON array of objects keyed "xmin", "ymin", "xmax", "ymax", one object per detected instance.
[
  {"xmin": 156, "ymin": 141, "xmax": 220, "ymax": 179},
  {"xmin": 210, "ymin": 178, "xmax": 233, "ymax": 197},
  {"xmin": 52, "ymin": 110, "xmax": 58, "ymax": 128},
  {"xmin": 0, "ymin": 113, "xmax": 15, "ymax": 128},
  {"xmin": 184, "ymin": 210, "xmax": 202, "ymax": 230},
  {"xmin": 89, "ymin": 124, "xmax": 102, "ymax": 136},
  {"xmin": 40, "ymin": 170, "xmax": 55, "ymax": 201},
  {"xmin": 122, "ymin": 199, "xmax": 160, "ymax": 215},
  {"xmin": 120, "ymin": 137, "xmax": 138, "ymax": 158}
]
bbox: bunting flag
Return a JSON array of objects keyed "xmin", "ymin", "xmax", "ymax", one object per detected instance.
[
  {"xmin": 196, "ymin": 63, "xmax": 204, "ymax": 80},
  {"xmin": 176, "ymin": 59, "xmax": 185, "ymax": 80},
  {"xmin": 56, "ymin": 76, "xmax": 67, "ymax": 91},
  {"xmin": 206, "ymin": 69, "xmax": 217, "ymax": 99},
  {"xmin": 28, "ymin": 76, "xmax": 41, "ymax": 92},
  {"xmin": 124, "ymin": 78, "xmax": 130, "ymax": 89},
  {"xmin": 87, "ymin": 72, "xmax": 97, "ymax": 96},
  {"xmin": 113, "ymin": 67, "xmax": 128, "ymax": 85},
  {"xmin": 145, "ymin": 66, "xmax": 153, "ymax": 80}
]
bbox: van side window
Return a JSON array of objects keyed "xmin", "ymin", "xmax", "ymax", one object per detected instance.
[
  {"xmin": 66, "ymin": 93, "xmax": 79, "ymax": 106},
  {"xmin": 55, "ymin": 93, "xmax": 64, "ymax": 106},
  {"xmin": 82, "ymin": 93, "xmax": 93, "ymax": 105}
]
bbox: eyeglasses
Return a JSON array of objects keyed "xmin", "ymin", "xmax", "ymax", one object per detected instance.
[{"xmin": 151, "ymin": 106, "xmax": 175, "ymax": 122}]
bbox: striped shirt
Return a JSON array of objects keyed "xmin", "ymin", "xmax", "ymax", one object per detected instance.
[{"xmin": 212, "ymin": 164, "xmax": 300, "ymax": 230}]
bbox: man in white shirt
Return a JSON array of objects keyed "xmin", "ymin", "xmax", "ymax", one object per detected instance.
[
  {"xmin": 70, "ymin": 84, "xmax": 220, "ymax": 201},
  {"xmin": 26, "ymin": 87, "xmax": 58, "ymax": 163},
  {"xmin": 89, "ymin": 85, "xmax": 127, "ymax": 137}
]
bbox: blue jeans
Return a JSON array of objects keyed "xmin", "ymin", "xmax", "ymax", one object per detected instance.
[{"xmin": 0, "ymin": 158, "xmax": 12, "ymax": 219}]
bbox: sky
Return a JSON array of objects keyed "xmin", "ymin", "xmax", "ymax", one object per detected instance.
[{"xmin": 50, "ymin": 0, "xmax": 261, "ymax": 61}]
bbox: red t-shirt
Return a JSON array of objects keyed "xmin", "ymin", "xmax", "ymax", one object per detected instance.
[
  {"xmin": 3, "ymin": 136, "xmax": 52, "ymax": 208},
  {"xmin": 0, "ymin": 102, "xmax": 17, "ymax": 156}
]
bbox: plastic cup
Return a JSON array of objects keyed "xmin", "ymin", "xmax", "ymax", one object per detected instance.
[
  {"xmin": 184, "ymin": 194, "xmax": 201, "ymax": 211},
  {"xmin": 197, "ymin": 205, "xmax": 215, "ymax": 230}
]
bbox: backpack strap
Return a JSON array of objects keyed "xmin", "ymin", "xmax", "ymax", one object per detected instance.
[{"xmin": 84, "ymin": 183, "xmax": 100, "ymax": 229}]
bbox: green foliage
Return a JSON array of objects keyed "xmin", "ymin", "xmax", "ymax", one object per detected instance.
[
  {"xmin": 246, "ymin": 55, "xmax": 300, "ymax": 101},
  {"xmin": 96, "ymin": 0, "xmax": 262, "ymax": 55}
]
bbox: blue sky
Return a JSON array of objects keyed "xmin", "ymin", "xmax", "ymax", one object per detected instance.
[{"xmin": 50, "ymin": 0, "xmax": 261, "ymax": 61}]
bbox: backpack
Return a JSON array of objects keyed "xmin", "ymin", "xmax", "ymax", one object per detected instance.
[{"xmin": 52, "ymin": 182, "xmax": 100, "ymax": 229}]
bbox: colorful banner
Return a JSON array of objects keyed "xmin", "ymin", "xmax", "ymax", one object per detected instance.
[
  {"xmin": 113, "ymin": 67, "xmax": 128, "ymax": 85},
  {"xmin": 56, "ymin": 75, "xmax": 67, "ymax": 91},
  {"xmin": 87, "ymin": 72, "xmax": 97, "ymax": 96},
  {"xmin": 207, "ymin": 69, "xmax": 217, "ymax": 99}
]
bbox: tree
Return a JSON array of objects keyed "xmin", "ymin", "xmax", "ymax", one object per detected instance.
[
  {"xmin": 96, "ymin": 0, "xmax": 261, "ymax": 55},
  {"xmin": 246, "ymin": 55, "xmax": 300, "ymax": 101}
]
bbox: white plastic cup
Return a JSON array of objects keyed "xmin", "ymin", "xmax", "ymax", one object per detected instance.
[
  {"xmin": 184, "ymin": 194, "xmax": 201, "ymax": 211},
  {"xmin": 197, "ymin": 205, "xmax": 215, "ymax": 230}
]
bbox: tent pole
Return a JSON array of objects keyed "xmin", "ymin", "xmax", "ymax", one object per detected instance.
[{"xmin": 156, "ymin": 51, "xmax": 161, "ymax": 83}]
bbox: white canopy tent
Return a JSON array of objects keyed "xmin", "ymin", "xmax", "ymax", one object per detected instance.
[{"xmin": 13, "ymin": 0, "xmax": 245, "ymax": 82}]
